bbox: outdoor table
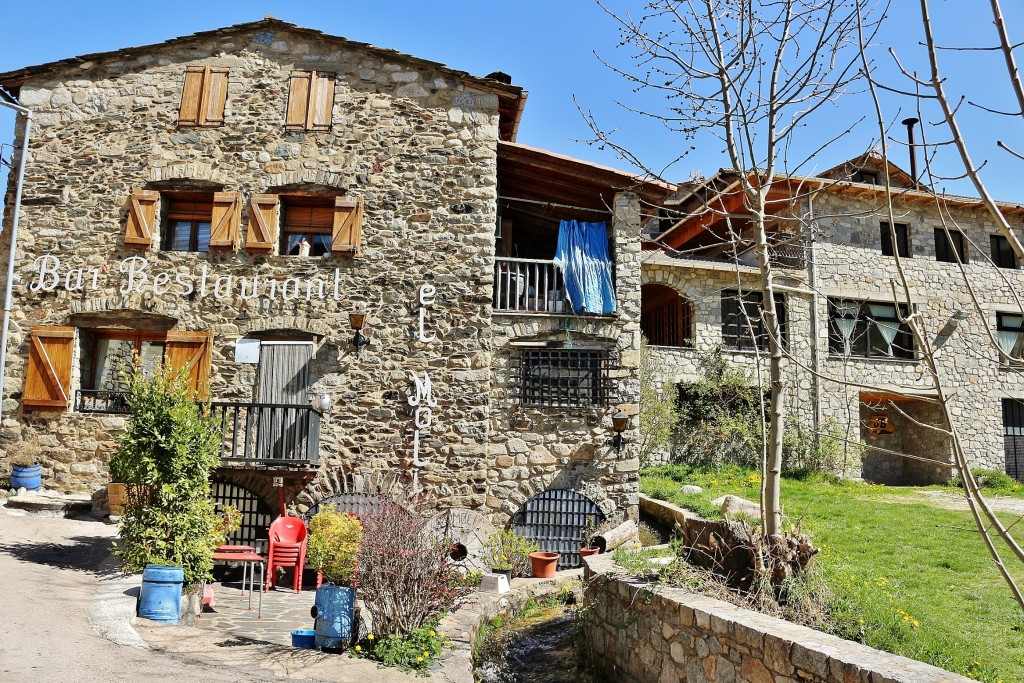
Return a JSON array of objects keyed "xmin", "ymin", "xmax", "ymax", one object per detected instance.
[
  {"xmin": 215, "ymin": 544, "xmax": 256, "ymax": 553},
  {"xmin": 211, "ymin": 551, "xmax": 264, "ymax": 618}
]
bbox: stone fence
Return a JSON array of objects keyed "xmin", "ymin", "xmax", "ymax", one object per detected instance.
[{"xmin": 581, "ymin": 553, "xmax": 970, "ymax": 683}]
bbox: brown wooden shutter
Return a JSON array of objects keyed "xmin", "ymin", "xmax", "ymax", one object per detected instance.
[
  {"xmin": 178, "ymin": 66, "xmax": 228, "ymax": 127},
  {"xmin": 125, "ymin": 189, "xmax": 160, "ymax": 249},
  {"xmin": 23, "ymin": 327, "xmax": 74, "ymax": 411},
  {"xmin": 165, "ymin": 331, "xmax": 213, "ymax": 400},
  {"xmin": 285, "ymin": 71, "xmax": 312, "ymax": 130},
  {"xmin": 246, "ymin": 194, "xmax": 279, "ymax": 252},
  {"xmin": 285, "ymin": 71, "xmax": 335, "ymax": 130},
  {"xmin": 332, "ymin": 197, "xmax": 364, "ymax": 255},
  {"xmin": 309, "ymin": 72, "xmax": 335, "ymax": 130},
  {"xmin": 209, "ymin": 192, "xmax": 241, "ymax": 250}
]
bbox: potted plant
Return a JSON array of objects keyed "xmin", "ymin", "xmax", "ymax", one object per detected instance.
[
  {"xmin": 10, "ymin": 447, "xmax": 42, "ymax": 492},
  {"xmin": 529, "ymin": 550, "xmax": 560, "ymax": 578},
  {"xmin": 483, "ymin": 529, "xmax": 538, "ymax": 580},
  {"xmin": 109, "ymin": 363, "xmax": 223, "ymax": 626},
  {"xmin": 579, "ymin": 520, "xmax": 602, "ymax": 558},
  {"xmin": 307, "ymin": 505, "xmax": 363, "ymax": 651}
]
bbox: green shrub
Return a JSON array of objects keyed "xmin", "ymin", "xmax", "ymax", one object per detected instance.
[
  {"xmin": 352, "ymin": 620, "xmax": 448, "ymax": 673},
  {"xmin": 307, "ymin": 505, "xmax": 362, "ymax": 585},
  {"xmin": 482, "ymin": 529, "xmax": 537, "ymax": 577},
  {"xmin": 110, "ymin": 363, "xmax": 222, "ymax": 586},
  {"xmin": 970, "ymin": 468, "xmax": 1019, "ymax": 492}
]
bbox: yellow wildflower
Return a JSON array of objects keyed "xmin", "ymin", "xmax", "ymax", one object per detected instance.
[
  {"xmin": 367, "ymin": 633, "xmax": 374, "ymax": 640},
  {"xmin": 430, "ymin": 630, "xmax": 437, "ymax": 637},
  {"xmin": 355, "ymin": 645, "xmax": 362, "ymax": 652},
  {"xmin": 423, "ymin": 650, "xmax": 429, "ymax": 656},
  {"xmin": 417, "ymin": 657, "xmax": 424, "ymax": 663}
]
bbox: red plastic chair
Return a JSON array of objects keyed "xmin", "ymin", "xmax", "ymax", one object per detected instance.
[{"xmin": 264, "ymin": 516, "xmax": 309, "ymax": 592}]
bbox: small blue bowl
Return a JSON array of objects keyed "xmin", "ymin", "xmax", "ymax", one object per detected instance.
[{"xmin": 291, "ymin": 629, "xmax": 317, "ymax": 649}]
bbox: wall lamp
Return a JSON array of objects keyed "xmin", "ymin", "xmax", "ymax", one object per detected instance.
[
  {"xmin": 349, "ymin": 309, "xmax": 370, "ymax": 355},
  {"xmin": 611, "ymin": 410, "xmax": 630, "ymax": 453}
]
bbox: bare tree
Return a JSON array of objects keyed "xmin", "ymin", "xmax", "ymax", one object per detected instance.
[{"xmin": 585, "ymin": 0, "xmax": 879, "ymax": 535}]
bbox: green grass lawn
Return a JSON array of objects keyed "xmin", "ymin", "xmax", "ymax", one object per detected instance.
[{"xmin": 641, "ymin": 465, "xmax": 1024, "ymax": 683}]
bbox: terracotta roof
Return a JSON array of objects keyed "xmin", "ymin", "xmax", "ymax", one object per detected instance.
[{"xmin": 0, "ymin": 17, "xmax": 527, "ymax": 141}]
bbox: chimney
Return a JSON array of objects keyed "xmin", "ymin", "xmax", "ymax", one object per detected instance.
[{"xmin": 901, "ymin": 117, "xmax": 920, "ymax": 189}]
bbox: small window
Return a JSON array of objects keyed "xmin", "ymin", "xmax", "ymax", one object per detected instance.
[
  {"xmin": 162, "ymin": 193, "xmax": 213, "ymax": 252},
  {"xmin": 721, "ymin": 290, "xmax": 787, "ymax": 351},
  {"xmin": 280, "ymin": 197, "xmax": 334, "ymax": 256},
  {"xmin": 852, "ymin": 169, "xmax": 878, "ymax": 185},
  {"xmin": 516, "ymin": 349, "xmax": 610, "ymax": 408},
  {"xmin": 997, "ymin": 313, "xmax": 1024, "ymax": 360},
  {"xmin": 828, "ymin": 299, "xmax": 914, "ymax": 359},
  {"xmin": 79, "ymin": 330, "xmax": 166, "ymax": 413},
  {"xmin": 880, "ymin": 222, "xmax": 910, "ymax": 257},
  {"xmin": 285, "ymin": 71, "xmax": 336, "ymax": 131},
  {"xmin": 992, "ymin": 235, "xmax": 1018, "ymax": 269},
  {"xmin": 935, "ymin": 229, "xmax": 968, "ymax": 263},
  {"xmin": 178, "ymin": 66, "xmax": 228, "ymax": 127}
]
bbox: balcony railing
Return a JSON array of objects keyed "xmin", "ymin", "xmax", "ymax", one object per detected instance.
[
  {"xmin": 210, "ymin": 402, "xmax": 321, "ymax": 466},
  {"xmin": 494, "ymin": 257, "xmax": 569, "ymax": 313},
  {"xmin": 77, "ymin": 390, "xmax": 130, "ymax": 414}
]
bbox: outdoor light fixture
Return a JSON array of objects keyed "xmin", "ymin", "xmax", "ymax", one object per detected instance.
[
  {"xmin": 349, "ymin": 309, "xmax": 370, "ymax": 355},
  {"xmin": 611, "ymin": 410, "xmax": 630, "ymax": 453},
  {"xmin": 315, "ymin": 394, "xmax": 332, "ymax": 413}
]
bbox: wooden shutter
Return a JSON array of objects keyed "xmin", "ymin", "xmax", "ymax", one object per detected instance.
[
  {"xmin": 23, "ymin": 327, "xmax": 74, "ymax": 411},
  {"xmin": 166, "ymin": 331, "xmax": 213, "ymax": 400},
  {"xmin": 125, "ymin": 189, "xmax": 160, "ymax": 249},
  {"xmin": 332, "ymin": 197, "xmax": 364, "ymax": 256},
  {"xmin": 178, "ymin": 66, "xmax": 228, "ymax": 127},
  {"xmin": 209, "ymin": 192, "xmax": 242, "ymax": 250},
  {"xmin": 285, "ymin": 71, "xmax": 335, "ymax": 130},
  {"xmin": 246, "ymin": 194, "xmax": 279, "ymax": 252}
]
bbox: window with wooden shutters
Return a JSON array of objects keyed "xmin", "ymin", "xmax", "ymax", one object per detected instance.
[
  {"xmin": 23, "ymin": 327, "xmax": 74, "ymax": 411},
  {"xmin": 162, "ymin": 193, "xmax": 214, "ymax": 252},
  {"xmin": 285, "ymin": 71, "xmax": 336, "ymax": 131},
  {"xmin": 178, "ymin": 66, "xmax": 229, "ymax": 127},
  {"xmin": 246, "ymin": 194, "xmax": 279, "ymax": 252},
  {"xmin": 166, "ymin": 331, "xmax": 213, "ymax": 400},
  {"xmin": 332, "ymin": 197, "xmax": 364, "ymax": 256},
  {"xmin": 280, "ymin": 196, "xmax": 334, "ymax": 256},
  {"xmin": 209, "ymin": 192, "xmax": 241, "ymax": 251},
  {"xmin": 125, "ymin": 189, "xmax": 160, "ymax": 250}
]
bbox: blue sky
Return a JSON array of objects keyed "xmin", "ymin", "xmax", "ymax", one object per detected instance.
[{"xmin": 2, "ymin": 1, "xmax": 1024, "ymax": 202}]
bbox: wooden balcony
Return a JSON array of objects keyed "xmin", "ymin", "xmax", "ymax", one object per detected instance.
[{"xmin": 210, "ymin": 401, "xmax": 321, "ymax": 466}]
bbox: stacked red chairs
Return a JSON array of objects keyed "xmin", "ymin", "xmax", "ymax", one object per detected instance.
[{"xmin": 264, "ymin": 516, "xmax": 309, "ymax": 592}]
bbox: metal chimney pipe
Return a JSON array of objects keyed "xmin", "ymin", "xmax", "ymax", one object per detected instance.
[{"xmin": 901, "ymin": 117, "xmax": 920, "ymax": 189}]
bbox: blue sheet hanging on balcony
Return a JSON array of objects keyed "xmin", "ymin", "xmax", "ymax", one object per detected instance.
[{"xmin": 553, "ymin": 220, "xmax": 616, "ymax": 314}]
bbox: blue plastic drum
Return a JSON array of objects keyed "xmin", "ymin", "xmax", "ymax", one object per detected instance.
[
  {"xmin": 137, "ymin": 564, "xmax": 184, "ymax": 625},
  {"xmin": 10, "ymin": 464, "xmax": 41, "ymax": 491},
  {"xmin": 312, "ymin": 585, "xmax": 356, "ymax": 650}
]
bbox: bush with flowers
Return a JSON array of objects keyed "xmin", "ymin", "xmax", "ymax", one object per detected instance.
[
  {"xmin": 350, "ymin": 620, "xmax": 449, "ymax": 673},
  {"xmin": 482, "ymin": 529, "xmax": 537, "ymax": 578}
]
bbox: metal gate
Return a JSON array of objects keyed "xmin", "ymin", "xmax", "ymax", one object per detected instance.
[
  {"xmin": 1003, "ymin": 399, "xmax": 1024, "ymax": 483},
  {"xmin": 511, "ymin": 489, "xmax": 604, "ymax": 570},
  {"xmin": 305, "ymin": 493, "xmax": 388, "ymax": 520},
  {"xmin": 212, "ymin": 480, "xmax": 274, "ymax": 554}
]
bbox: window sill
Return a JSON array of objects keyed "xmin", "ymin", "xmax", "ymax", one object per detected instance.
[{"xmin": 826, "ymin": 354, "xmax": 918, "ymax": 364}]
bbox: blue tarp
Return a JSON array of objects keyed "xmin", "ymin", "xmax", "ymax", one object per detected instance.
[{"xmin": 553, "ymin": 220, "xmax": 616, "ymax": 314}]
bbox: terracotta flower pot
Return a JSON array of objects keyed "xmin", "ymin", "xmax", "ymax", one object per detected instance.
[
  {"xmin": 529, "ymin": 551, "xmax": 559, "ymax": 578},
  {"xmin": 578, "ymin": 546, "xmax": 601, "ymax": 558}
]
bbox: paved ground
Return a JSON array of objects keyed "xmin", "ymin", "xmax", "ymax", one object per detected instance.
[
  {"xmin": 196, "ymin": 578, "xmax": 319, "ymax": 647},
  {"xmin": 0, "ymin": 505, "xmax": 423, "ymax": 682}
]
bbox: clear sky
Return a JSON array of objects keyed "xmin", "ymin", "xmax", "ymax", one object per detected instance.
[{"xmin": 2, "ymin": 1, "xmax": 1024, "ymax": 202}]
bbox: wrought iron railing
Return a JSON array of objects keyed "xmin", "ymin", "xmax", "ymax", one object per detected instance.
[
  {"xmin": 494, "ymin": 257, "xmax": 570, "ymax": 313},
  {"xmin": 209, "ymin": 402, "xmax": 321, "ymax": 465},
  {"xmin": 76, "ymin": 390, "xmax": 130, "ymax": 414}
]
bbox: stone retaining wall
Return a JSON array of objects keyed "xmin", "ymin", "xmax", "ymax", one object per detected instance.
[{"xmin": 581, "ymin": 553, "xmax": 970, "ymax": 683}]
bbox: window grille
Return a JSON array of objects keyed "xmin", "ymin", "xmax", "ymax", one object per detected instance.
[
  {"xmin": 514, "ymin": 349, "xmax": 611, "ymax": 408},
  {"xmin": 1003, "ymin": 399, "xmax": 1024, "ymax": 484},
  {"xmin": 721, "ymin": 290, "xmax": 787, "ymax": 351},
  {"xmin": 211, "ymin": 481, "xmax": 273, "ymax": 554},
  {"xmin": 511, "ymin": 489, "xmax": 605, "ymax": 570}
]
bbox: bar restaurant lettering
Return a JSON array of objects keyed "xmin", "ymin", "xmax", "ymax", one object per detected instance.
[{"xmin": 28, "ymin": 255, "xmax": 351, "ymax": 302}]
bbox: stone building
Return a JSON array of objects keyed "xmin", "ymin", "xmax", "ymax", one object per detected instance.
[
  {"xmin": 0, "ymin": 18, "xmax": 675, "ymax": 562},
  {"xmin": 640, "ymin": 152, "xmax": 1024, "ymax": 485}
]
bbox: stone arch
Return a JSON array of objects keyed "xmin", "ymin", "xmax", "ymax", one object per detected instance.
[
  {"xmin": 261, "ymin": 170, "xmax": 346, "ymax": 192},
  {"xmin": 68, "ymin": 295, "xmax": 183, "ymax": 324},
  {"xmin": 511, "ymin": 488, "xmax": 606, "ymax": 570},
  {"xmin": 148, "ymin": 161, "xmax": 231, "ymax": 186},
  {"xmin": 294, "ymin": 465, "xmax": 419, "ymax": 517},
  {"xmin": 641, "ymin": 283, "xmax": 695, "ymax": 347}
]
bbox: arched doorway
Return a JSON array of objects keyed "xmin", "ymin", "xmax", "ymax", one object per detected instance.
[
  {"xmin": 512, "ymin": 489, "xmax": 604, "ymax": 570},
  {"xmin": 641, "ymin": 284, "xmax": 694, "ymax": 347}
]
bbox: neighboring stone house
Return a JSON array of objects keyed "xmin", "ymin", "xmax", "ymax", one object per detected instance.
[
  {"xmin": 0, "ymin": 18, "xmax": 674, "ymax": 563},
  {"xmin": 641, "ymin": 151, "xmax": 1024, "ymax": 485}
]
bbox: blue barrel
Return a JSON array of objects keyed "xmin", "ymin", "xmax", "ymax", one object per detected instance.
[
  {"xmin": 312, "ymin": 585, "xmax": 356, "ymax": 650},
  {"xmin": 10, "ymin": 464, "xmax": 41, "ymax": 491},
  {"xmin": 138, "ymin": 564, "xmax": 184, "ymax": 625}
]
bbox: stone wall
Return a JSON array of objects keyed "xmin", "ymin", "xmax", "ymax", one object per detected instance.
[{"xmin": 582, "ymin": 553, "xmax": 970, "ymax": 683}]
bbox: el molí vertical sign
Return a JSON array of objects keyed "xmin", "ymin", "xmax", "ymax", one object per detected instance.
[
  {"xmin": 28, "ymin": 255, "xmax": 351, "ymax": 302},
  {"xmin": 408, "ymin": 284, "xmax": 438, "ymax": 495}
]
